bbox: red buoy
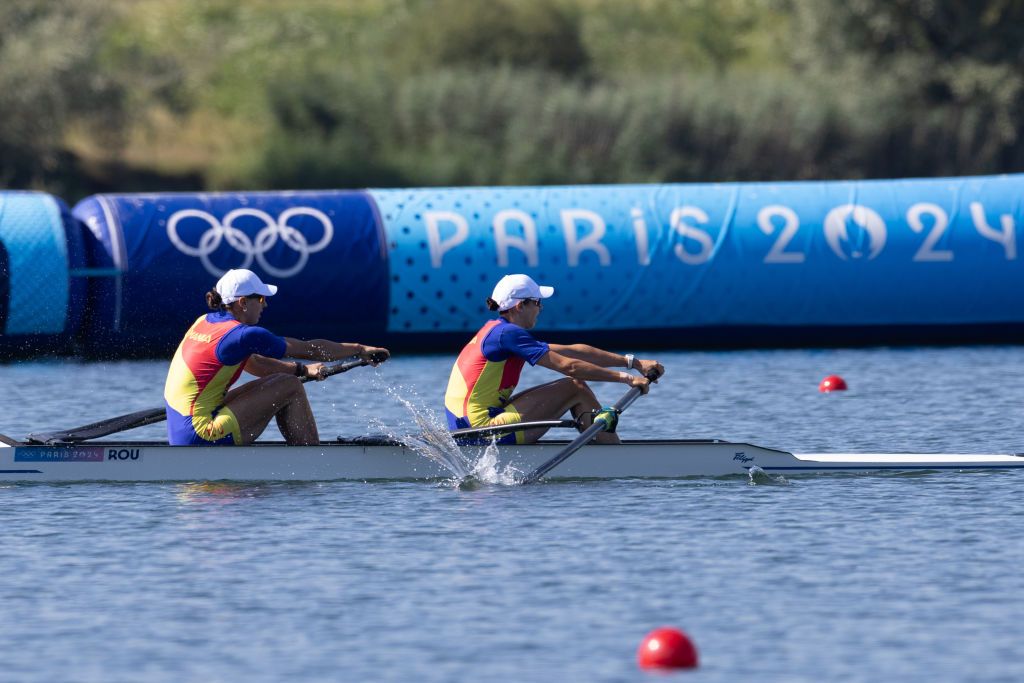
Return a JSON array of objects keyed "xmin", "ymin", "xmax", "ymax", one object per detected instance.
[
  {"xmin": 637, "ymin": 627, "xmax": 698, "ymax": 670},
  {"xmin": 819, "ymin": 375, "xmax": 848, "ymax": 392}
]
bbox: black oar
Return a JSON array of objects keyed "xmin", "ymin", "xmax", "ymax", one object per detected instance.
[
  {"xmin": 521, "ymin": 377, "xmax": 655, "ymax": 485},
  {"xmin": 27, "ymin": 355, "xmax": 385, "ymax": 445},
  {"xmin": 450, "ymin": 419, "xmax": 577, "ymax": 443}
]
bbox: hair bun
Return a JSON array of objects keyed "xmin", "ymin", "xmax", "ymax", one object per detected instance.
[{"xmin": 206, "ymin": 289, "xmax": 224, "ymax": 310}]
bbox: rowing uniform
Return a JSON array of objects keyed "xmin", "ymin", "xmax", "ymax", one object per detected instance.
[
  {"xmin": 164, "ymin": 311, "xmax": 287, "ymax": 446},
  {"xmin": 444, "ymin": 318, "xmax": 549, "ymax": 444}
]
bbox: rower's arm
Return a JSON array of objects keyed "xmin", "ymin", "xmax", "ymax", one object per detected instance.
[
  {"xmin": 538, "ymin": 349, "xmax": 647, "ymax": 389},
  {"xmin": 548, "ymin": 343, "xmax": 630, "ymax": 368},
  {"xmin": 284, "ymin": 338, "xmax": 390, "ymax": 363},
  {"xmin": 244, "ymin": 354, "xmax": 296, "ymax": 377},
  {"xmin": 549, "ymin": 344, "xmax": 665, "ymax": 380}
]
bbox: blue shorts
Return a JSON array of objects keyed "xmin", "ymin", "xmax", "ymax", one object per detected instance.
[
  {"xmin": 446, "ymin": 405, "xmax": 524, "ymax": 445},
  {"xmin": 166, "ymin": 405, "xmax": 239, "ymax": 446}
]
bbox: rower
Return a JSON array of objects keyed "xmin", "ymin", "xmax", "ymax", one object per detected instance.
[
  {"xmin": 164, "ymin": 268, "xmax": 390, "ymax": 446},
  {"xmin": 444, "ymin": 274, "xmax": 664, "ymax": 444}
]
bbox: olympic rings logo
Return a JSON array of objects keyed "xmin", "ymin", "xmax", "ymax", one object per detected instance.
[{"xmin": 166, "ymin": 207, "xmax": 334, "ymax": 278}]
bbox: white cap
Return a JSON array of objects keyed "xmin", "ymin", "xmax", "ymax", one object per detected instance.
[
  {"xmin": 215, "ymin": 269, "xmax": 278, "ymax": 305},
  {"xmin": 491, "ymin": 274, "xmax": 554, "ymax": 312}
]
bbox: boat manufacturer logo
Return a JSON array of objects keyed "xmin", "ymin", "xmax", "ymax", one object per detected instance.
[
  {"xmin": 166, "ymin": 207, "xmax": 334, "ymax": 278},
  {"xmin": 733, "ymin": 452, "xmax": 753, "ymax": 463},
  {"xmin": 15, "ymin": 446, "xmax": 106, "ymax": 462}
]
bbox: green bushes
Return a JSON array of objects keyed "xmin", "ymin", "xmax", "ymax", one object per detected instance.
[
  {"xmin": 150, "ymin": 0, "xmax": 1024, "ymax": 190},
  {"xmin": 2, "ymin": 0, "xmax": 1022, "ymax": 198},
  {"xmin": 0, "ymin": 1, "xmax": 128, "ymax": 195},
  {"xmin": 252, "ymin": 67, "xmax": 917, "ymax": 188}
]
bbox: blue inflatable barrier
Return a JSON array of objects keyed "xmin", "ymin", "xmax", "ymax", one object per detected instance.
[
  {"xmin": 53, "ymin": 174, "xmax": 1024, "ymax": 356},
  {"xmin": 0, "ymin": 192, "xmax": 86, "ymax": 356},
  {"xmin": 371, "ymin": 175, "xmax": 1024, "ymax": 337},
  {"xmin": 72, "ymin": 192, "xmax": 388, "ymax": 353}
]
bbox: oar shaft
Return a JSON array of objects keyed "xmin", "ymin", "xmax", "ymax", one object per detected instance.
[
  {"xmin": 26, "ymin": 407, "xmax": 166, "ymax": 445},
  {"xmin": 521, "ymin": 385, "xmax": 645, "ymax": 484},
  {"xmin": 521, "ymin": 421, "xmax": 608, "ymax": 483},
  {"xmin": 314, "ymin": 357, "xmax": 368, "ymax": 381},
  {"xmin": 614, "ymin": 387, "xmax": 645, "ymax": 414},
  {"xmin": 451, "ymin": 419, "xmax": 577, "ymax": 442}
]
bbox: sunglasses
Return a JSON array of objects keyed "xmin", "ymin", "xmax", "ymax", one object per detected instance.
[
  {"xmin": 521, "ymin": 298, "xmax": 541, "ymax": 307},
  {"xmin": 245, "ymin": 294, "xmax": 267, "ymax": 305}
]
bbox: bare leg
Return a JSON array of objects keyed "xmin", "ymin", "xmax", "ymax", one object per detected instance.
[
  {"xmin": 223, "ymin": 374, "xmax": 319, "ymax": 445},
  {"xmin": 503, "ymin": 378, "xmax": 620, "ymax": 444}
]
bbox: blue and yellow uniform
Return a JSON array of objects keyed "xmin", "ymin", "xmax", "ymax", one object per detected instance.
[
  {"xmin": 444, "ymin": 318, "xmax": 549, "ymax": 444},
  {"xmin": 164, "ymin": 311, "xmax": 287, "ymax": 445}
]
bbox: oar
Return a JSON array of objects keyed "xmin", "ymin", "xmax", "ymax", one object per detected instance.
[
  {"xmin": 450, "ymin": 419, "xmax": 577, "ymax": 443},
  {"xmin": 520, "ymin": 375, "xmax": 656, "ymax": 485},
  {"xmin": 26, "ymin": 354, "xmax": 386, "ymax": 445}
]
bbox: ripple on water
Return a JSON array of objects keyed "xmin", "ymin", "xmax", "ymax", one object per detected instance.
[{"xmin": 4, "ymin": 351, "xmax": 1024, "ymax": 682}]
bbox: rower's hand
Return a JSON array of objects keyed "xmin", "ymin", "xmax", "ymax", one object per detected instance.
[
  {"xmin": 361, "ymin": 347, "xmax": 390, "ymax": 366},
  {"xmin": 637, "ymin": 359, "xmax": 664, "ymax": 381},
  {"xmin": 306, "ymin": 362, "xmax": 329, "ymax": 381},
  {"xmin": 629, "ymin": 375, "xmax": 652, "ymax": 395}
]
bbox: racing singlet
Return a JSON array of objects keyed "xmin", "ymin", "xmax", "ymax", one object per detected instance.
[
  {"xmin": 164, "ymin": 311, "xmax": 287, "ymax": 445},
  {"xmin": 444, "ymin": 318, "xmax": 549, "ymax": 442}
]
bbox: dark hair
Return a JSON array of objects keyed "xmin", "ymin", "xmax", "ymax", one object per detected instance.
[
  {"xmin": 206, "ymin": 289, "xmax": 225, "ymax": 310},
  {"xmin": 486, "ymin": 297, "xmax": 499, "ymax": 311}
]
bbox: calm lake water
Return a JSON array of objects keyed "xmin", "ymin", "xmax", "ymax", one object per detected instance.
[{"xmin": 2, "ymin": 347, "xmax": 1023, "ymax": 682}]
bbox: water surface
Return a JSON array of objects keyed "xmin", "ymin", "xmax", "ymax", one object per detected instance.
[{"xmin": 2, "ymin": 348, "xmax": 1022, "ymax": 681}]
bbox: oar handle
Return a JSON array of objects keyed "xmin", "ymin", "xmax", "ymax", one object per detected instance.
[
  {"xmin": 366, "ymin": 351, "xmax": 390, "ymax": 364},
  {"xmin": 607, "ymin": 368, "xmax": 659, "ymax": 416},
  {"xmin": 304, "ymin": 356, "xmax": 367, "ymax": 382},
  {"xmin": 303, "ymin": 352, "xmax": 388, "ymax": 382}
]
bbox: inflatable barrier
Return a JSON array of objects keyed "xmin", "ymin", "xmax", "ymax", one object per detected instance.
[
  {"xmin": 371, "ymin": 177, "xmax": 1023, "ymax": 337},
  {"xmin": 72, "ymin": 191, "xmax": 387, "ymax": 354},
  {"xmin": 4, "ymin": 175, "xmax": 1024, "ymax": 358},
  {"xmin": 0, "ymin": 192, "xmax": 87, "ymax": 357}
]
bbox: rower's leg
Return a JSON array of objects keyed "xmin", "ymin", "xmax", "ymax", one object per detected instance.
[
  {"xmin": 272, "ymin": 379, "xmax": 319, "ymax": 446},
  {"xmin": 224, "ymin": 374, "xmax": 320, "ymax": 445},
  {"xmin": 504, "ymin": 378, "xmax": 620, "ymax": 444}
]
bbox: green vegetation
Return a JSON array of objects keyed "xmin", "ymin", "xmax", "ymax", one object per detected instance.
[{"xmin": 2, "ymin": 0, "xmax": 1022, "ymax": 200}]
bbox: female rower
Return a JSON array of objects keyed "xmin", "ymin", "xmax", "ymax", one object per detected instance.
[
  {"xmin": 164, "ymin": 268, "xmax": 389, "ymax": 446},
  {"xmin": 444, "ymin": 274, "xmax": 664, "ymax": 444}
]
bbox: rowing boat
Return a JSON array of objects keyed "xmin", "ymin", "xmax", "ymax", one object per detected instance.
[
  {"xmin": 2, "ymin": 436, "xmax": 1022, "ymax": 482},
  {"xmin": 12, "ymin": 360, "xmax": 1015, "ymax": 484}
]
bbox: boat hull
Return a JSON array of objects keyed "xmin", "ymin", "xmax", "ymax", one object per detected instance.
[{"xmin": 2, "ymin": 439, "xmax": 1023, "ymax": 482}]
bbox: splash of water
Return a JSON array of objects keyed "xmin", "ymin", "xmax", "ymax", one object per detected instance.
[
  {"xmin": 465, "ymin": 440, "xmax": 523, "ymax": 486},
  {"xmin": 747, "ymin": 465, "xmax": 789, "ymax": 486},
  {"xmin": 370, "ymin": 383, "xmax": 520, "ymax": 486}
]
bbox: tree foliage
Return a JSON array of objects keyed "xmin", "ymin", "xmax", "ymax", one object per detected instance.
[
  {"xmin": 787, "ymin": 0, "xmax": 1024, "ymax": 174},
  {"xmin": 0, "ymin": 1, "xmax": 126, "ymax": 191},
  {"xmin": 394, "ymin": 0, "xmax": 590, "ymax": 76},
  {"xmin": 1, "ymin": 0, "xmax": 1022, "ymax": 198}
]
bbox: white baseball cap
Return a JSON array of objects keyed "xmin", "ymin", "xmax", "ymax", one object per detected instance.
[
  {"xmin": 215, "ymin": 269, "xmax": 278, "ymax": 305},
  {"xmin": 491, "ymin": 274, "xmax": 554, "ymax": 312}
]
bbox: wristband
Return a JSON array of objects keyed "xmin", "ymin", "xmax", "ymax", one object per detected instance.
[
  {"xmin": 624, "ymin": 354, "xmax": 635, "ymax": 370},
  {"xmin": 294, "ymin": 361, "xmax": 307, "ymax": 378}
]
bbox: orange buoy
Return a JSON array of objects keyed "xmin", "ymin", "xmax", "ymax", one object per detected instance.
[
  {"xmin": 819, "ymin": 374, "xmax": 848, "ymax": 392},
  {"xmin": 637, "ymin": 627, "xmax": 698, "ymax": 670}
]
